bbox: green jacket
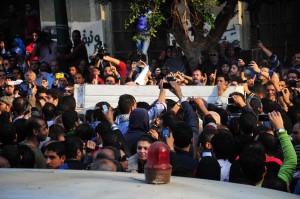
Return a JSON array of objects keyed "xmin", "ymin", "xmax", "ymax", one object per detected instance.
[{"xmin": 277, "ymin": 130, "xmax": 297, "ymax": 184}]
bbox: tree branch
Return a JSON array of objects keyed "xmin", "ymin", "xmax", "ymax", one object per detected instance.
[{"xmin": 205, "ymin": 0, "xmax": 238, "ymax": 49}]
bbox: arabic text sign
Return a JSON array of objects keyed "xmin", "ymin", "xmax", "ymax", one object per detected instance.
[{"xmin": 71, "ymin": 20, "xmax": 104, "ymax": 56}]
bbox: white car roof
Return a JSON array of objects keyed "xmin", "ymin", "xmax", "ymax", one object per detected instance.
[{"xmin": 0, "ymin": 169, "xmax": 298, "ymax": 199}]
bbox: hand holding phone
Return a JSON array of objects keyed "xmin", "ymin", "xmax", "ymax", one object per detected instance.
[
  {"xmin": 55, "ymin": 73, "xmax": 64, "ymax": 79},
  {"xmin": 162, "ymin": 128, "xmax": 170, "ymax": 137},
  {"xmin": 102, "ymin": 105, "xmax": 108, "ymax": 113},
  {"xmin": 258, "ymin": 114, "xmax": 269, "ymax": 121}
]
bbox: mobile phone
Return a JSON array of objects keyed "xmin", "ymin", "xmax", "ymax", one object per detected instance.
[
  {"xmin": 268, "ymin": 70, "xmax": 274, "ymax": 77},
  {"xmin": 277, "ymin": 91, "xmax": 283, "ymax": 97},
  {"xmin": 27, "ymin": 88, "xmax": 33, "ymax": 95},
  {"xmin": 258, "ymin": 114, "xmax": 269, "ymax": 121},
  {"xmin": 296, "ymin": 82, "xmax": 300, "ymax": 89},
  {"xmin": 228, "ymin": 97, "xmax": 234, "ymax": 104},
  {"xmin": 102, "ymin": 105, "xmax": 108, "ymax": 113},
  {"xmin": 162, "ymin": 128, "xmax": 170, "ymax": 137},
  {"xmin": 167, "ymin": 76, "xmax": 176, "ymax": 82},
  {"xmin": 55, "ymin": 73, "xmax": 64, "ymax": 79},
  {"xmin": 163, "ymin": 82, "xmax": 172, "ymax": 89},
  {"xmin": 20, "ymin": 83, "xmax": 28, "ymax": 91},
  {"xmin": 288, "ymin": 81, "xmax": 297, "ymax": 88}
]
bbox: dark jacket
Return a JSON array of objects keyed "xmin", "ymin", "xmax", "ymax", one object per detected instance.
[{"xmin": 124, "ymin": 108, "xmax": 149, "ymax": 155}]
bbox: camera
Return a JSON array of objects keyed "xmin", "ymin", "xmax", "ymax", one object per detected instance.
[
  {"xmin": 94, "ymin": 41, "xmax": 109, "ymax": 59},
  {"xmin": 167, "ymin": 76, "xmax": 176, "ymax": 82},
  {"xmin": 258, "ymin": 114, "xmax": 269, "ymax": 121},
  {"xmin": 19, "ymin": 82, "xmax": 34, "ymax": 97},
  {"xmin": 288, "ymin": 80, "xmax": 297, "ymax": 88},
  {"xmin": 163, "ymin": 83, "xmax": 172, "ymax": 89},
  {"xmin": 162, "ymin": 76, "xmax": 176, "ymax": 89}
]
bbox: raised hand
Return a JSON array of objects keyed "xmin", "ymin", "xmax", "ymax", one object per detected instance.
[
  {"xmin": 209, "ymin": 69, "xmax": 217, "ymax": 85},
  {"xmin": 202, "ymin": 73, "xmax": 207, "ymax": 86}
]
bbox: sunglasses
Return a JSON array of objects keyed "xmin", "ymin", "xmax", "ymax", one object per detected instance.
[
  {"xmin": 120, "ymin": 155, "xmax": 128, "ymax": 162},
  {"xmin": 209, "ymin": 54, "xmax": 217, "ymax": 56},
  {"xmin": 64, "ymin": 90, "xmax": 73, "ymax": 93}
]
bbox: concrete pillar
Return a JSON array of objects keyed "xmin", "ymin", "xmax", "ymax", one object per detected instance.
[{"xmin": 54, "ymin": 0, "xmax": 72, "ymax": 69}]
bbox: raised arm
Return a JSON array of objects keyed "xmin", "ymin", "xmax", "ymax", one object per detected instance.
[{"xmin": 268, "ymin": 111, "xmax": 297, "ymax": 185}]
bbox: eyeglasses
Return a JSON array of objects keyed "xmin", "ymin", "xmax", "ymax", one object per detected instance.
[
  {"xmin": 3, "ymin": 63, "xmax": 9, "ymax": 66},
  {"xmin": 209, "ymin": 54, "xmax": 217, "ymax": 56}
]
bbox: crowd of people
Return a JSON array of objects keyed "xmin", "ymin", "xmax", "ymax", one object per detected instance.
[{"xmin": 0, "ymin": 2, "xmax": 300, "ymax": 196}]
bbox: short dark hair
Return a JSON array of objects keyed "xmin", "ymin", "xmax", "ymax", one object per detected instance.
[
  {"xmin": 45, "ymin": 141, "xmax": 66, "ymax": 158},
  {"xmin": 217, "ymin": 74, "xmax": 229, "ymax": 82},
  {"xmin": 256, "ymin": 132, "xmax": 279, "ymax": 157},
  {"xmin": 57, "ymin": 96, "xmax": 76, "ymax": 112},
  {"xmin": 49, "ymin": 124, "xmax": 65, "ymax": 140},
  {"xmin": 62, "ymin": 110, "xmax": 79, "ymax": 131},
  {"xmin": 24, "ymin": 116, "xmax": 46, "ymax": 138},
  {"xmin": 239, "ymin": 144, "xmax": 266, "ymax": 184},
  {"xmin": 12, "ymin": 97, "xmax": 28, "ymax": 115},
  {"xmin": 239, "ymin": 111, "xmax": 258, "ymax": 135},
  {"xmin": 227, "ymin": 92, "xmax": 245, "ymax": 114},
  {"xmin": 118, "ymin": 94, "xmax": 136, "ymax": 114},
  {"xmin": 98, "ymin": 146, "xmax": 120, "ymax": 161},
  {"xmin": 46, "ymin": 89, "xmax": 63, "ymax": 100},
  {"xmin": 95, "ymin": 122, "xmax": 120, "ymax": 149},
  {"xmin": 65, "ymin": 137, "xmax": 84, "ymax": 159},
  {"xmin": 105, "ymin": 75, "xmax": 117, "ymax": 83},
  {"xmin": 42, "ymin": 102, "xmax": 56, "ymax": 121},
  {"xmin": 72, "ymin": 29, "xmax": 81, "ymax": 37},
  {"xmin": 36, "ymin": 86, "xmax": 47, "ymax": 96},
  {"xmin": 250, "ymin": 83, "xmax": 267, "ymax": 98},
  {"xmin": 211, "ymin": 132, "xmax": 234, "ymax": 160},
  {"xmin": 136, "ymin": 101, "xmax": 150, "ymax": 110},
  {"xmin": 198, "ymin": 129, "xmax": 217, "ymax": 150},
  {"xmin": 287, "ymin": 69, "xmax": 300, "ymax": 79},
  {"xmin": 75, "ymin": 123, "xmax": 94, "ymax": 141},
  {"xmin": 172, "ymin": 121, "xmax": 193, "ymax": 148}
]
